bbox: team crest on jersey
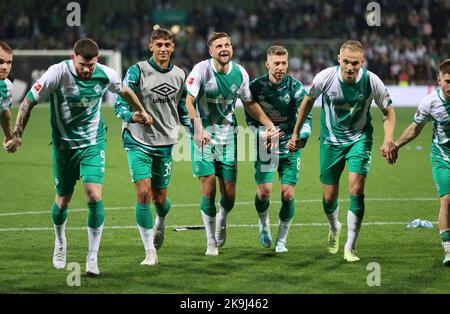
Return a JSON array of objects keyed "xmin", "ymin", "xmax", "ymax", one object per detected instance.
[
  {"xmin": 94, "ymin": 84, "xmax": 102, "ymax": 95},
  {"xmin": 230, "ymin": 84, "xmax": 237, "ymax": 94},
  {"xmin": 358, "ymin": 93, "xmax": 364, "ymax": 101},
  {"xmin": 279, "ymin": 94, "xmax": 290, "ymax": 104},
  {"xmin": 258, "ymin": 95, "xmax": 265, "ymax": 101}
]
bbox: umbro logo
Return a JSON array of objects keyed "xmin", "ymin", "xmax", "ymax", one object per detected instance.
[{"xmin": 151, "ymin": 83, "xmax": 177, "ymax": 97}]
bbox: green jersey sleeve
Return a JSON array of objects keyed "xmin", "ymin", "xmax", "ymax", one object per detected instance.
[{"xmin": 114, "ymin": 64, "xmax": 140, "ymax": 123}]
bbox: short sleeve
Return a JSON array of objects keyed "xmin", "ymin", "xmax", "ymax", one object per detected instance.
[
  {"xmin": 237, "ymin": 64, "xmax": 252, "ymax": 103},
  {"xmin": 307, "ymin": 68, "xmax": 331, "ymax": 100},
  {"xmin": 185, "ymin": 62, "xmax": 204, "ymax": 98},
  {"xmin": 101, "ymin": 65, "xmax": 122, "ymax": 94},
  {"xmin": 369, "ymin": 72, "xmax": 393, "ymax": 110},
  {"xmin": 413, "ymin": 97, "xmax": 431, "ymax": 125},
  {"xmin": 27, "ymin": 64, "xmax": 62, "ymax": 103}
]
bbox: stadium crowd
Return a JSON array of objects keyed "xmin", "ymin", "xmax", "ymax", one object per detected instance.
[{"xmin": 0, "ymin": 0, "xmax": 448, "ymax": 84}]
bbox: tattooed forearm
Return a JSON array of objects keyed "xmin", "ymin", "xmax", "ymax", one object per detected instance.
[{"xmin": 14, "ymin": 98, "xmax": 37, "ymax": 138}]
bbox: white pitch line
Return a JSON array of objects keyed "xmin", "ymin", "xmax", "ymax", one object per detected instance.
[
  {"xmin": 0, "ymin": 197, "xmax": 437, "ymax": 218},
  {"xmin": 0, "ymin": 221, "xmax": 438, "ymax": 233}
]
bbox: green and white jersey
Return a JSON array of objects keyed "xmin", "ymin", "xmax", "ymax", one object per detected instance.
[
  {"xmin": 27, "ymin": 60, "xmax": 122, "ymax": 150},
  {"xmin": 247, "ymin": 74, "xmax": 312, "ymax": 155},
  {"xmin": 186, "ymin": 59, "xmax": 252, "ymax": 145},
  {"xmin": 0, "ymin": 78, "xmax": 13, "ymax": 112},
  {"xmin": 414, "ymin": 88, "xmax": 450, "ymax": 161},
  {"xmin": 308, "ymin": 66, "xmax": 392, "ymax": 145}
]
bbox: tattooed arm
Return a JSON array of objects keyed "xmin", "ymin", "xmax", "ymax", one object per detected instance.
[{"xmin": 3, "ymin": 97, "xmax": 37, "ymax": 153}]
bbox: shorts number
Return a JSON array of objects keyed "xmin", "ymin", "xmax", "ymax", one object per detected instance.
[
  {"xmin": 296, "ymin": 157, "xmax": 301, "ymax": 171},
  {"xmin": 100, "ymin": 150, "xmax": 105, "ymax": 164},
  {"xmin": 164, "ymin": 162, "xmax": 172, "ymax": 177}
]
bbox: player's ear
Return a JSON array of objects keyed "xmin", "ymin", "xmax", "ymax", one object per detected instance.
[
  {"xmin": 362, "ymin": 57, "xmax": 366, "ymax": 65},
  {"xmin": 337, "ymin": 54, "xmax": 340, "ymax": 63},
  {"xmin": 70, "ymin": 53, "xmax": 75, "ymax": 61},
  {"xmin": 208, "ymin": 47, "xmax": 213, "ymax": 58},
  {"xmin": 265, "ymin": 60, "xmax": 270, "ymax": 70}
]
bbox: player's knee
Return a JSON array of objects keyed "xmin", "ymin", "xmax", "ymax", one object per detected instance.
[
  {"xmin": 257, "ymin": 186, "xmax": 272, "ymax": 200},
  {"xmin": 135, "ymin": 182, "xmax": 151, "ymax": 202},
  {"xmin": 85, "ymin": 189, "xmax": 102, "ymax": 203},
  {"xmin": 441, "ymin": 194, "xmax": 450, "ymax": 209},
  {"xmin": 349, "ymin": 185, "xmax": 364, "ymax": 196},
  {"xmin": 56, "ymin": 197, "xmax": 71, "ymax": 209},
  {"xmin": 258, "ymin": 191, "xmax": 271, "ymax": 200},
  {"xmin": 323, "ymin": 193, "xmax": 338, "ymax": 204},
  {"xmin": 281, "ymin": 188, "xmax": 295, "ymax": 201},
  {"xmin": 152, "ymin": 196, "xmax": 166, "ymax": 210},
  {"xmin": 222, "ymin": 184, "xmax": 236, "ymax": 200}
]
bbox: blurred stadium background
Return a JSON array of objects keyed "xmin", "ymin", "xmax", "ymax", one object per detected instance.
[
  {"xmin": 1, "ymin": 0, "xmax": 450, "ymax": 294},
  {"xmin": 1, "ymin": 0, "xmax": 449, "ymax": 102}
]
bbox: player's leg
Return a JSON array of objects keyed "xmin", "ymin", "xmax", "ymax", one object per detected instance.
[
  {"xmin": 431, "ymin": 157, "xmax": 450, "ymax": 266},
  {"xmin": 214, "ymin": 140, "xmax": 238, "ymax": 248},
  {"xmin": 274, "ymin": 184, "xmax": 295, "ymax": 253},
  {"xmin": 200, "ymin": 175, "xmax": 218, "ymax": 255},
  {"xmin": 256, "ymin": 183, "xmax": 273, "ymax": 248},
  {"xmin": 51, "ymin": 147, "xmax": 78, "ymax": 269},
  {"xmin": 254, "ymin": 153, "xmax": 275, "ymax": 248},
  {"xmin": 343, "ymin": 173, "xmax": 366, "ymax": 262},
  {"xmin": 439, "ymin": 194, "xmax": 450, "ymax": 266},
  {"xmin": 151, "ymin": 155, "xmax": 173, "ymax": 251},
  {"xmin": 216, "ymin": 177, "xmax": 236, "ymax": 248},
  {"xmin": 80, "ymin": 141, "xmax": 107, "ymax": 275},
  {"xmin": 344, "ymin": 139, "xmax": 372, "ymax": 262},
  {"xmin": 128, "ymin": 149, "xmax": 158, "ymax": 265},
  {"xmin": 152, "ymin": 187, "xmax": 169, "ymax": 251},
  {"xmin": 192, "ymin": 140, "xmax": 219, "ymax": 255},
  {"xmin": 52, "ymin": 194, "xmax": 73, "ymax": 270},
  {"xmin": 274, "ymin": 152, "xmax": 301, "ymax": 253},
  {"xmin": 320, "ymin": 142, "xmax": 347, "ymax": 254}
]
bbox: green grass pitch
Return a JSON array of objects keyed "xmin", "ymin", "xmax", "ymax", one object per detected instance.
[{"xmin": 0, "ymin": 106, "xmax": 448, "ymax": 293}]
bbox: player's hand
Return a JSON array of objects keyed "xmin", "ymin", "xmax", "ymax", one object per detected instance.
[
  {"xmin": 286, "ymin": 134, "xmax": 299, "ymax": 152},
  {"xmin": 3, "ymin": 136, "xmax": 22, "ymax": 153},
  {"xmin": 193, "ymin": 126, "xmax": 211, "ymax": 149},
  {"xmin": 380, "ymin": 141, "xmax": 398, "ymax": 165},
  {"xmin": 132, "ymin": 111, "xmax": 153, "ymax": 126},
  {"xmin": 261, "ymin": 125, "xmax": 283, "ymax": 150}
]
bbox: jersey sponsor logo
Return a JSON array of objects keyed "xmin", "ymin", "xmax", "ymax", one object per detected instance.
[
  {"xmin": 334, "ymin": 102, "xmax": 352, "ymax": 111},
  {"xmin": 33, "ymin": 82, "xmax": 42, "ymax": 92},
  {"xmin": 268, "ymin": 110, "xmax": 288, "ymax": 122},
  {"xmin": 68, "ymin": 96, "xmax": 100, "ymax": 108},
  {"xmin": 151, "ymin": 83, "xmax": 177, "ymax": 97},
  {"xmin": 187, "ymin": 77, "xmax": 195, "ymax": 85}
]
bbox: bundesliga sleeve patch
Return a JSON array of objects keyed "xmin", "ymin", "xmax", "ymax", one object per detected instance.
[
  {"xmin": 187, "ymin": 77, "xmax": 195, "ymax": 85},
  {"xmin": 33, "ymin": 82, "xmax": 42, "ymax": 92}
]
